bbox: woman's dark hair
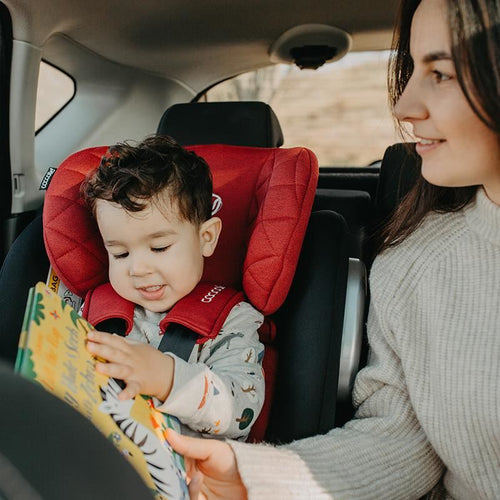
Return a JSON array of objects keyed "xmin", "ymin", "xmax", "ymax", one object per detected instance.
[
  {"xmin": 82, "ymin": 135, "xmax": 213, "ymax": 226},
  {"xmin": 376, "ymin": 0, "xmax": 500, "ymax": 253}
]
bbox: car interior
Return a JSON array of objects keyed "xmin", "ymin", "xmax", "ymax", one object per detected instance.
[{"xmin": 0, "ymin": 0, "xmax": 426, "ymax": 497}]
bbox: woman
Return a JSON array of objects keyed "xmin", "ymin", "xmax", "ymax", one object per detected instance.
[{"xmin": 167, "ymin": 0, "xmax": 500, "ymax": 497}]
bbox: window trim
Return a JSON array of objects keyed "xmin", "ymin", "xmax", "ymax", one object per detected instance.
[{"xmin": 35, "ymin": 59, "xmax": 76, "ymax": 135}]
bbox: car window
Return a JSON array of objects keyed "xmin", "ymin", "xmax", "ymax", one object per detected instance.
[
  {"xmin": 35, "ymin": 61, "xmax": 74, "ymax": 132},
  {"xmin": 201, "ymin": 51, "xmax": 398, "ymax": 167}
]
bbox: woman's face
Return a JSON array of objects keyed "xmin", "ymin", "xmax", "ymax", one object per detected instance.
[{"xmin": 394, "ymin": 0, "xmax": 500, "ymax": 205}]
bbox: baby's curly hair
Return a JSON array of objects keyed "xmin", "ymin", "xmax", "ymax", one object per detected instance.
[{"xmin": 81, "ymin": 135, "xmax": 213, "ymax": 226}]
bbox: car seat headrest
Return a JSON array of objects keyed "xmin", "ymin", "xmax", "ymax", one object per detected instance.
[
  {"xmin": 157, "ymin": 102, "xmax": 284, "ymax": 148},
  {"xmin": 43, "ymin": 144, "xmax": 318, "ymax": 315}
]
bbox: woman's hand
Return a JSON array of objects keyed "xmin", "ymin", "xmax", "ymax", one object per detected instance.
[
  {"xmin": 166, "ymin": 429, "xmax": 247, "ymax": 500},
  {"xmin": 86, "ymin": 330, "xmax": 175, "ymax": 401}
]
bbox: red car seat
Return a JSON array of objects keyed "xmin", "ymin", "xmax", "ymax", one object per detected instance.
[{"xmin": 43, "ymin": 143, "xmax": 319, "ymax": 441}]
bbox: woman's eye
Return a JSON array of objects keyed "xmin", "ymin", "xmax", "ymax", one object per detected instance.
[
  {"xmin": 432, "ymin": 70, "xmax": 451, "ymax": 83},
  {"xmin": 151, "ymin": 246, "xmax": 170, "ymax": 253}
]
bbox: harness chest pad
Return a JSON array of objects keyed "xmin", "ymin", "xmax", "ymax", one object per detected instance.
[
  {"xmin": 43, "ymin": 144, "xmax": 319, "ymax": 315},
  {"xmin": 83, "ymin": 281, "xmax": 244, "ymax": 343}
]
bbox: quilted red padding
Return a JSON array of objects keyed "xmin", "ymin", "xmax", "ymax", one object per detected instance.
[
  {"xmin": 43, "ymin": 146, "xmax": 109, "ymax": 297},
  {"xmin": 43, "ymin": 144, "xmax": 318, "ymax": 314}
]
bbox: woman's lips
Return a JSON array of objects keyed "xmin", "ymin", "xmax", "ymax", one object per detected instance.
[{"xmin": 415, "ymin": 138, "xmax": 445, "ymax": 155}]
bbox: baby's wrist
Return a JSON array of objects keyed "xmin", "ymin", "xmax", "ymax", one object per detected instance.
[{"xmin": 153, "ymin": 353, "xmax": 175, "ymax": 401}]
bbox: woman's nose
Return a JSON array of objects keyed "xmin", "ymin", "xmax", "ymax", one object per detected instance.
[{"xmin": 394, "ymin": 73, "xmax": 428, "ymax": 123}]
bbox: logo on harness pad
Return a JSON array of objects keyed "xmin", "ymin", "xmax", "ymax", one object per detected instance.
[
  {"xmin": 212, "ymin": 194, "xmax": 222, "ymax": 215},
  {"xmin": 201, "ymin": 285, "xmax": 225, "ymax": 303}
]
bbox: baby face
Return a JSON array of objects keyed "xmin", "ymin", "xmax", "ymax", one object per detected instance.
[{"xmin": 95, "ymin": 197, "xmax": 219, "ymax": 312}]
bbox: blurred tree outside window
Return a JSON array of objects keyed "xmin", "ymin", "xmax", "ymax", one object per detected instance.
[{"xmin": 202, "ymin": 51, "xmax": 398, "ymax": 167}]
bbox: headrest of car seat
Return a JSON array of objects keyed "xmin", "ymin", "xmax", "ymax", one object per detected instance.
[
  {"xmin": 157, "ymin": 102, "xmax": 284, "ymax": 148},
  {"xmin": 375, "ymin": 142, "xmax": 421, "ymax": 222},
  {"xmin": 43, "ymin": 144, "xmax": 318, "ymax": 315}
]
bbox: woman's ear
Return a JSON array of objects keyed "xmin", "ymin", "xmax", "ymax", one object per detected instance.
[{"xmin": 199, "ymin": 217, "xmax": 222, "ymax": 257}]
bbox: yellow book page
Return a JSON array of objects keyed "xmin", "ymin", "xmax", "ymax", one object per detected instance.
[{"xmin": 17, "ymin": 282, "xmax": 188, "ymax": 500}]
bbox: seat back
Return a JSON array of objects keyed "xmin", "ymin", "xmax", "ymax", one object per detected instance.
[
  {"xmin": 374, "ymin": 142, "xmax": 421, "ymax": 224},
  {"xmin": 313, "ymin": 188, "xmax": 372, "ymax": 259},
  {"xmin": 267, "ymin": 210, "xmax": 350, "ymax": 441},
  {"xmin": 0, "ymin": 210, "xmax": 49, "ymax": 364}
]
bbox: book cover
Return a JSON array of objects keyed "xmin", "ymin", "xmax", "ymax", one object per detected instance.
[{"xmin": 16, "ymin": 282, "xmax": 189, "ymax": 500}]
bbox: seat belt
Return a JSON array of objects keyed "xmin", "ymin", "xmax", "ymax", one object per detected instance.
[{"xmin": 95, "ymin": 318, "xmax": 198, "ymax": 363}]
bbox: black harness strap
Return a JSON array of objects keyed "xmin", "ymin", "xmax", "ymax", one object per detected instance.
[
  {"xmin": 157, "ymin": 324, "xmax": 199, "ymax": 361},
  {"xmin": 95, "ymin": 319, "xmax": 198, "ymax": 362},
  {"xmin": 95, "ymin": 318, "xmax": 127, "ymax": 337}
]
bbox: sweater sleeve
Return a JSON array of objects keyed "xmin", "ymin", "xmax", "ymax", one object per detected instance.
[
  {"xmin": 229, "ymin": 300, "xmax": 444, "ymax": 500},
  {"xmin": 156, "ymin": 302, "xmax": 265, "ymax": 440}
]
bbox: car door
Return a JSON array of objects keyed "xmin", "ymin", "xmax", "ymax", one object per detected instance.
[{"xmin": 0, "ymin": 2, "xmax": 12, "ymax": 264}]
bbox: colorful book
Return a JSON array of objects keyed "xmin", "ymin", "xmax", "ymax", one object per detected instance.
[{"xmin": 15, "ymin": 281, "xmax": 189, "ymax": 500}]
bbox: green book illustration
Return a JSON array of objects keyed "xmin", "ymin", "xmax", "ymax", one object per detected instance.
[{"xmin": 16, "ymin": 281, "xmax": 189, "ymax": 500}]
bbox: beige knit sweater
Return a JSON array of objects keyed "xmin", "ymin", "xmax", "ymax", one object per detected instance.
[{"xmin": 230, "ymin": 187, "xmax": 500, "ymax": 499}]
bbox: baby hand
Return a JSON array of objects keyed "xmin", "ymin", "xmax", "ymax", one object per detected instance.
[{"xmin": 86, "ymin": 330, "xmax": 175, "ymax": 401}]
